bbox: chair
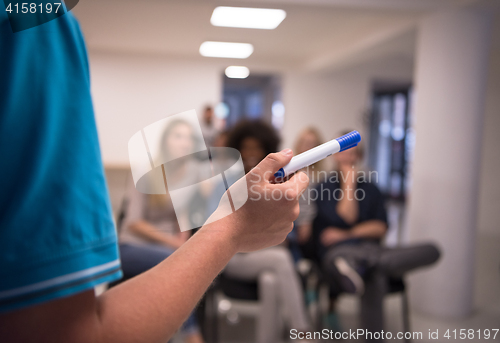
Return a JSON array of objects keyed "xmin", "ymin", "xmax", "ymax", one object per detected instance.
[
  {"xmin": 388, "ymin": 277, "xmax": 410, "ymax": 339},
  {"xmin": 202, "ymin": 257, "xmax": 325, "ymax": 343},
  {"xmin": 204, "ymin": 271, "xmax": 284, "ymax": 343},
  {"xmin": 360, "ymin": 273, "xmax": 411, "ymax": 343}
]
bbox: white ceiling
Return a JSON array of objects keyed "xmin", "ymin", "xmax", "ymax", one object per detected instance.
[{"xmin": 72, "ymin": 0, "xmax": 484, "ymax": 72}]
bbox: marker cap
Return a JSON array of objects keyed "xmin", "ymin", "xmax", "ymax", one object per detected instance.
[
  {"xmin": 337, "ymin": 130, "xmax": 361, "ymax": 152},
  {"xmin": 275, "ymin": 168, "xmax": 285, "ymax": 179}
]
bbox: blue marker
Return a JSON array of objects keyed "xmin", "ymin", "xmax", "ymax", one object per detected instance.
[{"xmin": 275, "ymin": 130, "xmax": 361, "ymax": 178}]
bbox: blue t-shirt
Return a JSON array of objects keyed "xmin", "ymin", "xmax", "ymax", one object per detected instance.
[{"xmin": 0, "ymin": 9, "xmax": 122, "ymax": 312}]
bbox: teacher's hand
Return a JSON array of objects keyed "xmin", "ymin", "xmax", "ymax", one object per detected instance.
[{"xmin": 206, "ymin": 149, "xmax": 310, "ymax": 253}]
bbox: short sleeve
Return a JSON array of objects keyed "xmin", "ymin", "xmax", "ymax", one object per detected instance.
[{"xmin": 0, "ymin": 11, "xmax": 122, "ymax": 313}]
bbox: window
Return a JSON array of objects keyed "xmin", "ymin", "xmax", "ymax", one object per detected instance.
[
  {"xmin": 223, "ymin": 74, "xmax": 282, "ymax": 128},
  {"xmin": 368, "ymin": 83, "xmax": 414, "ymax": 201}
]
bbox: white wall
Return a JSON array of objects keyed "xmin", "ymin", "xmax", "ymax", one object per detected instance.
[
  {"xmin": 405, "ymin": 8, "xmax": 493, "ymax": 318},
  {"xmin": 89, "ymin": 51, "xmax": 415, "ymax": 167},
  {"xmin": 477, "ymin": 45, "xmax": 500, "ymax": 237},
  {"xmin": 89, "ymin": 52, "xmax": 221, "ymax": 166},
  {"xmin": 281, "ymin": 56, "xmax": 414, "ymax": 150}
]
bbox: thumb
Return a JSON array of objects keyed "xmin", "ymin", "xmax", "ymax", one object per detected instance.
[{"xmin": 254, "ymin": 149, "xmax": 293, "ymax": 181}]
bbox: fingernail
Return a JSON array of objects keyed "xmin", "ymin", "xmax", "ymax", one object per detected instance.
[{"xmin": 280, "ymin": 148, "xmax": 293, "ymax": 156}]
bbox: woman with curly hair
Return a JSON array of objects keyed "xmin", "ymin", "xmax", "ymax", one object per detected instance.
[{"xmin": 221, "ymin": 120, "xmax": 313, "ymax": 343}]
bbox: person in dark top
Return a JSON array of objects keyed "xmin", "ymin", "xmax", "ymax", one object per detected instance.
[
  {"xmin": 314, "ymin": 135, "xmax": 387, "ymax": 288},
  {"xmin": 314, "ymin": 179, "xmax": 388, "ymax": 262},
  {"xmin": 311, "ymin": 133, "xmax": 387, "ymax": 331},
  {"xmin": 312, "ymin": 132, "xmax": 440, "ymax": 335},
  {"xmin": 221, "ymin": 120, "xmax": 313, "ymax": 339}
]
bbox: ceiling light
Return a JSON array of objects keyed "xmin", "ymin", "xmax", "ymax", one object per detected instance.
[
  {"xmin": 199, "ymin": 41, "xmax": 254, "ymax": 59},
  {"xmin": 211, "ymin": 6, "xmax": 286, "ymax": 30},
  {"xmin": 225, "ymin": 66, "xmax": 250, "ymax": 79}
]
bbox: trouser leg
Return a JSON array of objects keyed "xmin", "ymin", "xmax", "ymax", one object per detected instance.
[
  {"xmin": 224, "ymin": 247, "xmax": 310, "ymax": 331},
  {"xmin": 378, "ymin": 243, "xmax": 440, "ymax": 278},
  {"xmin": 119, "ymin": 243, "xmax": 175, "ymax": 278},
  {"xmin": 257, "ymin": 271, "xmax": 279, "ymax": 343},
  {"xmin": 323, "ymin": 241, "xmax": 440, "ymax": 280},
  {"xmin": 322, "ymin": 241, "xmax": 381, "ymax": 292},
  {"xmin": 323, "ymin": 241, "xmax": 381, "ymax": 271}
]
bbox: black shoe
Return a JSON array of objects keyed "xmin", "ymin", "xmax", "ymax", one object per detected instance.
[{"xmin": 334, "ymin": 257, "xmax": 365, "ymax": 295}]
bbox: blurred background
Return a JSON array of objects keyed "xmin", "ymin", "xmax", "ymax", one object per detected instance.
[{"xmin": 73, "ymin": 0, "xmax": 499, "ymax": 342}]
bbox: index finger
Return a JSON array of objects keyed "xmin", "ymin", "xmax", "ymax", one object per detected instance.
[
  {"xmin": 274, "ymin": 171, "xmax": 310, "ymax": 198},
  {"xmin": 252, "ymin": 150, "xmax": 294, "ymax": 182}
]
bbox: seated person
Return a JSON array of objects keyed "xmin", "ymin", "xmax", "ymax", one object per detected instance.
[
  {"xmin": 288, "ymin": 127, "xmax": 325, "ymax": 262},
  {"xmin": 312, "ymin": 134, "xmax": 387, "ymax": 330},
  {"xmin": 119, "ymin": 119, "xmax": 205, "ymax": 343},
  {"xmin": 209, "ymin": 120, "xmax": 313, "ymax": 339},
  {"xmin": 313, "ymin": 131, "xmax": 440, "ymax": 334}
]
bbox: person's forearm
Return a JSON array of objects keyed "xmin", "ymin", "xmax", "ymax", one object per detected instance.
[
  {"xmin": 1, "ymin": 219, "xmax": 238, "ymax": 343},
  {"xmin": 348, "ymin": 220, "xmax": 386, "ymax": 239},
  {"xmin": 95, "ymin": 220, "xmax": 237, "ymax": 342}
]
